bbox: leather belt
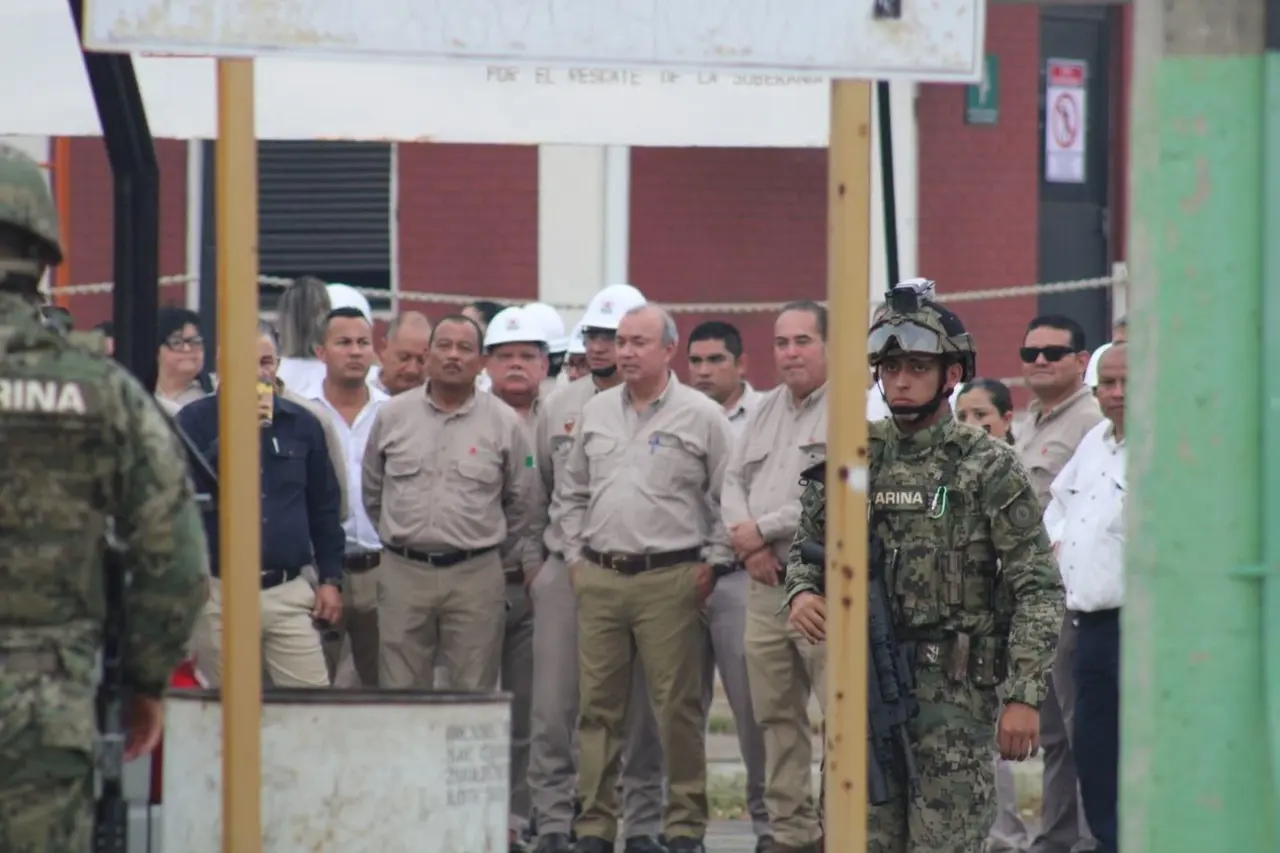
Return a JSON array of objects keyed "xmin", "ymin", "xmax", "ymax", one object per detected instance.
[
  {"xmin": 582, "ymin": 546, "xmax": 702, "ymax": 576},
  {"xmin": 261, "ymin": 565, "xmax": 304, "ymax": 589},
  {"xmin": 344, "ymin": 551, "xmax": 382, "ymax": 572},
  {"xmin": 384, "ymin": 543, "xmax": 497, "ymax": 568},
  {"xmin": 506, "ymin": 568, "xmax": 525, "ymax": 584}
]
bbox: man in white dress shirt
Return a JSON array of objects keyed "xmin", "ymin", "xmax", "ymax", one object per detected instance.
[
  {"xmin": 310, "ymin": 306, "xmax": 390, "ymax": 687},
  {"xmin": 1042, "ymin": 343, "xmax": 1126, "ymax": 853}
]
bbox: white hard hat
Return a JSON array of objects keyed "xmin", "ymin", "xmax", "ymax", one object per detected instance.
[
  {"xmin": 522, "ymin": 302, "xmax": 569, "ymax": 353},
  {"xmin": 1085, "ymin": 342, "xmax": 1113, "ymax": 388},
  {"xmin": 326, "ymin": 283, "xmax": 373, "ymax": 323},
  {"xmin": 567, "ymin": 322, "xmax": 586, "ymax": 355},
  {"xmin": 580, "ymin": 284, "xmax": 647, "ymax": 332},
  {"xmin": 484, "ymin": 306, "xmax": 549, "ymax": 350}
]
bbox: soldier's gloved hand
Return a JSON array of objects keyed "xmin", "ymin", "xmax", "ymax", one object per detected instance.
[
  {"xmin": 997, "ymin": 701, "xmax": 1040, "ymax": 760},
  {"xmin": 789, "ymin": 591, "xmax": 826, "ymax": 644}
]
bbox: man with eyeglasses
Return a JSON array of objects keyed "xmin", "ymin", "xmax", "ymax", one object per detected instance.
[{"xmin": 988, "ymin": 314, "xmax": 1103, "ymax": 853}]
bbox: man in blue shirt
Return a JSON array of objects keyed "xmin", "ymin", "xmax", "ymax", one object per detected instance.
[{"xmin": 178, "ymin": 321, "xmax": 345, "ymax": 687}]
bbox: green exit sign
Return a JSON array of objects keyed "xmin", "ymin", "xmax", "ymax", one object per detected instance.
[{"xmin": 965, "ymin": 55, "xmax": 1000, "ymax": 126}]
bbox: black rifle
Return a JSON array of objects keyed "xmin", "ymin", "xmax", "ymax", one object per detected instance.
[
  {"xmin": 800, "ymin": 536, "xmax": 920, "ymax": 805},
  {"xmin": 94, "ymin": 537, "xmax": 128, "ymax": 853}
]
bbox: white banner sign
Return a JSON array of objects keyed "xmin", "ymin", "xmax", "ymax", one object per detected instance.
[
  {"xmin": 4, "ymin": 0, "xmax": 835, "ymax": 146},
  {"xmin": 1044, "ymin": 58, "xmax": 1087, "ymax": 184},
  {"xmin": 82, "ymin": 0, "xmax": 986, "ymax": 83}
]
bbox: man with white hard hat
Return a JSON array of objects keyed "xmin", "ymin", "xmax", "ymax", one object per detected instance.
[
  {"xmin": 522, "ymin": 301, "xmax": 571, "ymax": 396},
  {"xmin": 527, "ymin": 284, "xmax": 666, "ymax": 853},
  {"xmin": 564, "ymin": 323, "xmax": 589, "ymax": 383},
  {"xmin": 484, "ymin": 305, "xmax": 551, "ymax": 848}
]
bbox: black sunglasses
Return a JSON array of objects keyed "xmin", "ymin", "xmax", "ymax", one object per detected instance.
[{"xmin": 1020, "ymin": 345, "xmax": 1078, "ymax": 364}]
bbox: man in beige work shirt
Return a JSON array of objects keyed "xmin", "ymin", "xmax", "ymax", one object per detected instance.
[
  {"xmin": 561, "ymin": 304, "xmax": 735, "ymax": 853},
  {"xmin": 721, "ymin": 302, "xmax": 829, "ymax": 853},
  {"xmin": 484, "ymin": 305, "xmax": 550, "ymax": 847},
  {"xmin": 992, "ymin": 314, "xmax": 1103, "ymax": 853},
  {"xmin": 529, "ymin": 285, "xmax": 665, "ymax": 853},
  {"xmin": 363, "ymin": 314, "xmax": 540, "ymax": 692}
]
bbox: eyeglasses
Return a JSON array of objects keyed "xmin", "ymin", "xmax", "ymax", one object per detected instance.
[
  {"xmin": 1020, "ymin": 345, "xmax": 1077, "ymax": 364},
  {"xmin": 164, "ymin": 335, "xmax": 205, "ymax": 351}
]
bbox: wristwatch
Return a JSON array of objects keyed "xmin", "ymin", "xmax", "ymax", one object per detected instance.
[{"xmin": 712, "ymin": 563, "xmax": 737, "ymax": 579}]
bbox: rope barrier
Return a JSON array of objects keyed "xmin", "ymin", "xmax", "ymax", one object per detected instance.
[{"xmin": 48, "ymin": 264, "xmax": 1128, "ymax": 315}]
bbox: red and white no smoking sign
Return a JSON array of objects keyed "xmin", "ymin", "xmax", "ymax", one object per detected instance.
[{"xmin": 1045, "ymin": 58, "xmax": 1087, "ymax": 184}]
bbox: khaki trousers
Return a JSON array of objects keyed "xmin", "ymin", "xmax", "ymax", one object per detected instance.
[
  {"xmin": 323, "ymin": 566, "xmax": 382, "ymax": 688},
  {"xmin": 574, "ymin": 560, "xmax": 708, "ymax": 843},
  {"xmin": 377, "ymin": 548, "xmax": 505, "ymax": 691},
  {"xmin": 744, "ymin": 578, "xmax": 826, "ymax": 847},
  {"xmin": 191, "ymin": 575, "xmax": 331, "ymax": 688}
]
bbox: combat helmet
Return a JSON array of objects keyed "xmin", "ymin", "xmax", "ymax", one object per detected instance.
[
  {"xmin": 869, "ymin": 277, "xmax": 976, "ymax": 418},
  {"xmin": 0, "ymin": 144, "xmax": 63, "ymax": 289}
]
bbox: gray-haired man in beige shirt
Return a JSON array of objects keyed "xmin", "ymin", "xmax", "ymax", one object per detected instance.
[
  {"xmin": 561, "ymin": 304, "xmax": 736, "ymax": 853},
  {"xmin": 363, "ymin": 314, "xmax": 540, "ymax": 692},
  {"xmin": 721, "ymin": 301, "xmax": 830, "ymax": 853},
  {"xmin": 528, "ymin": 285, "xmax": 665, "ymax": 853}
]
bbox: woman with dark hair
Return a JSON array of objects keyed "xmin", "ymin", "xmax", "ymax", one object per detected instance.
[
  {"xmin": 155, "ymin": 306, "xmax": 209, "ymax": 414},
  {"xmin": 956, "ymin": 377, "xmax": 1016, "ymax": 444}
]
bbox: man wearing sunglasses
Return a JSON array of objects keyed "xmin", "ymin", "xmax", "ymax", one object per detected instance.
[{"xmin": 995, "ymin": 314, "xmax": 1103, "ymax": 853}]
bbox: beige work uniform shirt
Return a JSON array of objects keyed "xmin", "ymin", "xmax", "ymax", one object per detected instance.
[
  {"xmin": 362, "ymin": 383, "xmax": 539, "ymax": 573},
  {"xmin": 560, "ymin": 374, "xmax": 735, "ymax": 566},
  {"xmin": 724, "ymin": 382, "xmax": 766, "ymax": 442},
  {"xmin": 501, "ymin": 396, "xmax": 546, "ymax": 576},
  {"xmin": 1014, "ymin": 385, "xmax": 1104, "ymax": 508},
  {"xmin": 721, "ymin": 383, "xmax": 829, "ymax": 565},
  {"xmin": 533, "ymin": 375, "xmax": 609, "ymax": 558}
]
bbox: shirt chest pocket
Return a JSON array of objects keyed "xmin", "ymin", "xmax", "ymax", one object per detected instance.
[
  {"xmin": 799, "ymin": 441, "xmax": 826, "ymax": 470},
  {"xmin": 455, "ymin": 453, "xmax": 502, "ymax": 489},
  {"xmin": 648, "ymin": 431, "xmax": 703, "ymax": 486},
  {"xmin": 269, "ymin": 439, "xmax": 307, "ymax": 488},
  {"xmin": 584, "ymin": 432, "xmax": 624, "ymax": 481}
]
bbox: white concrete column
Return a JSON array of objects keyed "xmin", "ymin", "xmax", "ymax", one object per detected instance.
[
  {"xmin": 867, "ymin": 82, "xmax": 920, "ymax": 323},
  {"xmin": 185, "ymin": 139, "xmax": 203, "ymax": 310},
  {"xmin": 601, "ymin": 145, "xmax": 630, "ymax": 286},
  {"xmin": 537, "ymin": 145, "xmax": 607, "ymax": 328}
]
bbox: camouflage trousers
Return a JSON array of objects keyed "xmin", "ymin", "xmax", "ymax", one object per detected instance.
[
  {"xmin": 0, "ymin": 748, "xmax": 94, "ymax": 853},
  {"xmin": 867, "ymin": 666, "xmax": 1000, "ymax": 853}
]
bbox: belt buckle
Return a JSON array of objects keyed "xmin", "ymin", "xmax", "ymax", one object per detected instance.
[{"xmin": 602, "ymin": 552, "xmax": 619, "ymax": 572}]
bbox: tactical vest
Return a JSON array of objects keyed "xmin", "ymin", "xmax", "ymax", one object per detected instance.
[
  {"xmin": 0, "ymin": 320, "xmax": 111, "ymax": 631},
  {"xmin": 868, "ymin": 428, "xmax": 1010, "ymax": 641}
]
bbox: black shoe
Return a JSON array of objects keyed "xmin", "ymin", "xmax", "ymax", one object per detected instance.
[
  {"xmin": 572, "ymin": 837, "xmax": 613, "ymax": 853},
  {"xmin": 665, "ymin": 839, "xmax": 705, "ymax": 853},
  {"xmin": 623, "ymin": 836, "xmax": 668, "ymax": 853},
  {"xmin": 754, "ymin": 836, "xmax": 776, "ymax": 853},
  {"xmin": 533, "ymin": 833, "xmax": 574, "ymax": 853}
]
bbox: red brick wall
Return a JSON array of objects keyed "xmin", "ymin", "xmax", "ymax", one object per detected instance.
[
  {"xmin": 629, "ymin": 147, "xmax": 827, "ymax": 389},
  {"xmin": 629, "ymin": 6, "xmax": 1044, "ymax": 394},
  {"xmin": 396, "ymin": 143, "xmax": 539, "ymax": 319},
  {"xmin": 917, "ymin": 4, "xmax": 1042, "ymax": 397},
  {"xmin": 62, "ymin": 137, "xmax": 189, "ymax": 328}
]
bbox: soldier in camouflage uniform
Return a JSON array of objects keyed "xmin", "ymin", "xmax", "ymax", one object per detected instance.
[
  {"xmin": 0, "ymin": 143, "xmax": 209, "ymax": 851},
  {"xmin": 783, "ymin": 278, "xmax": 1064, "ymax": 853}
]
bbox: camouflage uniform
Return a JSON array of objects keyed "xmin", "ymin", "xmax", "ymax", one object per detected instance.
[
  {"xmin": 0, "ymin": 144, "xmax": 209, "ymax": 852},
  {"xmin": 784, "ymin": 279, "xmax": 1063, "ymax": 853}
]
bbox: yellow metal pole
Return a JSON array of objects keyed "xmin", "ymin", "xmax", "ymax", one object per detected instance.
[
  {"xmin": 216, "ymin": 57, "xmax": 263, "ymax": 853},
  {"xmin": 824, "ymin": 78, "xmax": 872, "ymax": 852}
]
